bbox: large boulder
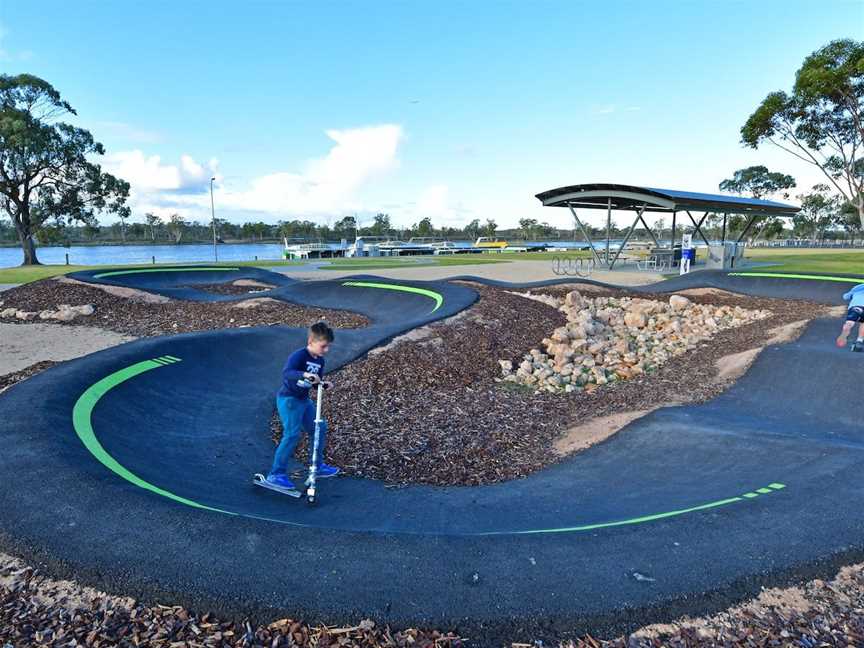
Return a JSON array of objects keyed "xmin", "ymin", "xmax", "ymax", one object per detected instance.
[
  {"xmin": 624, "ymin": 311, "xmax": 648, "ymax": 329},
  {"xmin": 669, "ymin": 295, "xmax": 691, "ymax": 312}
]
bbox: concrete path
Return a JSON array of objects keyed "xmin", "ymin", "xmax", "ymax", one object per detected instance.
[
  {"xmin": 270, "ymin": 259, "xmax": 660, "ymax": 286},
  {"xmin": 0, "ymin": 323, "xmax": 136, "ymax": 375}
]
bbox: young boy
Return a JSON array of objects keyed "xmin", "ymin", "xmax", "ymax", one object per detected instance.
[
  {"xmin": 836, "ymin": 283, "xmax": 864, "ymax": 352},
  {"xmin": 265, "ymin": 322, "xmax": 340, "ymax": 491}
]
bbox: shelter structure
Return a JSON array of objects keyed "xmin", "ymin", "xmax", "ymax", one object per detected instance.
[{"xmin": 535, "ymin": 183, "xmax": 800, "ymax": 269}]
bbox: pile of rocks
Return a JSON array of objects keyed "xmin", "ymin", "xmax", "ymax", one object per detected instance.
[
  {"xmin": 0, "ymin": 302, "xmax": 95, "ymax": 322},
  {"xmin": 499, "ymin": 290, "xmax": 770, "ymax": 393}
]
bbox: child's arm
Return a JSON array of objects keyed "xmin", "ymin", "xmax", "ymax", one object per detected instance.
[{"xmin": 282, "ymin": 352, "xmax": 308, "ymax": 383}]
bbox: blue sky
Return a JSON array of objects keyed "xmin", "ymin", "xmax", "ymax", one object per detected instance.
[{"xmin": 0, "ymin": 1, "xmax": 860, "ymax": 230}]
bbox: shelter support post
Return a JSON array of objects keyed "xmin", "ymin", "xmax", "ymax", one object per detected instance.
[
  {"xmin": 605, "ymin": 197, "xmax": 612, "ymax": 263},
  {"xmin": 686, "ymin": 211, "xmax": 711, "ymax": 247},
  {"xmin": 736, "ymin": 215, "xmax": 759, "ymax": 244},
  {"xmin": 721, "ymin": 213, "xmax": 727, "ymax": 243},
  {"xmin": 670, "ymin": 211, "xmax": 677, "ymax": 250},
  {"xmin": 568, "ymin": 203, "xmax": 605, "ymax": 265},
  {"xmin": 609, "ymin": 204, "xmax": 647, "ymax": 270},
  {"xmin": 637, "ymin": 213, "xmax": 660, "ymax": 247}
]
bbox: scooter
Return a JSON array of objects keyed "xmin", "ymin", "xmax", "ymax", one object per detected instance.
[
  {"xmin": 304, "ymin": 380, "xmax": 326, "ymax": 506},
  {"xmin": 253, "ymin": 379, "xmax": 328, "ymax": 506}
]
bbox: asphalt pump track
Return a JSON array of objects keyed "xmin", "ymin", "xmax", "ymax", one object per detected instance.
[{"xmin": 1, "ymin": 265, "xmax": 863, "ymax": 641}]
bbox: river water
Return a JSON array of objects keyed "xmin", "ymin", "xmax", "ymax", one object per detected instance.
[
  {"xmin": 0, "ymin": 239, "xmax": 677, "ymax": 268},
  {"xmin": 0, "ymin": 243, "xmax": 285, "ymax": 267}
]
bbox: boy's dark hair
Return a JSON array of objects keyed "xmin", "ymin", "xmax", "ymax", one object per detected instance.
[{"xmin": 309, "ymin": 321, "xmax": 334, "ymax": 342}]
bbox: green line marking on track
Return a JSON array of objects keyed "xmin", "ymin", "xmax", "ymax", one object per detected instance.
[
  {"xmin": 92, "ymin": 267, "xmax": 240, "ymax": 279},
  {"xmin": 71, "ymin": 357, "xmax": 233, "ymax": 515},
  {"xmin": 341, "ymin": 281, "xmax": 444, "ymax": 313},
  {"xmin": 71, "ymin": 358, "xmax": 788, "ymax": 534},
  {"xmin": 729, "ymin": 272, "xmax": 862, "ymax": 284},
  {"xmin": 478, "ymin": 482, "xmax": 788, "ymax": 536}
]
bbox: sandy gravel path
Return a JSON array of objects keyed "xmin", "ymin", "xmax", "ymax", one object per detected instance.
[{"xmin": 0, "ymin": 323, "xmax": 135, "ymax": 376}]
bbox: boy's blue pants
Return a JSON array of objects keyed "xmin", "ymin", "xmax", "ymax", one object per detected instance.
[{"xmin": 269, "ymin": 395, "xmax": 328, "ymax": 476}]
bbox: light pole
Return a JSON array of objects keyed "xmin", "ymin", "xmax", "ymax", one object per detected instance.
[{"xmin": 210, "ymin": 177, "xmax": 218, "ymax": 262}]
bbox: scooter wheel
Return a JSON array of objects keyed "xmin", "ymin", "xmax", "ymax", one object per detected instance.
[{"xmin": 307, "ymin": 495, "xmax": 316, "ymax": 506}]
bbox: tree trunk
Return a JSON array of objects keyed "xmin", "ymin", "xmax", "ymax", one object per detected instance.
[
  {"xmin": 858, "ymin": 198, "xmax": 864, "ymax": 233},
  {"xmin": 13, "ymin": 205, "xmax": 41, "ymax": 265}
]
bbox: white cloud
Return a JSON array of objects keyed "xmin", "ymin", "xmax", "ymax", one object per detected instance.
[
  {"xmin": 104, "ymin": 150, "xmax": 218, "ymax": 192},
  {"xmin": 107, "ymin": 124, "xmax": 404, "ymax": 224},
  {"xmin": 216, "ymin": 124, "xmax": 403, "ymax": 214},
  {"xmin": 395, "ymin": 184, "xmax": 476, "ymax": 227}
]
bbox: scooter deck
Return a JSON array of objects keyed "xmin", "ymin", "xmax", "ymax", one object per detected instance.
[{"xmin": 252, "ymin": 473, "xmax": 302, "ymax": 498}]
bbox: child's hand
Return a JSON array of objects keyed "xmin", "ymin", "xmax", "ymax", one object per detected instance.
[{"xmin": 303, "ymin": 372, "xmax": 321, "ymax": 385}]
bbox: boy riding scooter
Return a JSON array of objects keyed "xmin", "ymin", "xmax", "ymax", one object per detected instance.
[{"xmin": 255, "ymin": 322, "xmax": 340, "ymax": 497}]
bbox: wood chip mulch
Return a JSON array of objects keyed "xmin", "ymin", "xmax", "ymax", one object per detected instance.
[
  {"xmin": 272, "ymin": 285, "xmax": 827, "ymax": 487},
  {"xmin": 0, "ymin": 360, "xmax": 59, "ymax": 394},
  {"xmin": 181, "ymin": 283, "xmax": 275, "ymax": 296},
  {"xmin": 0, "ymin": 560, "xmax": 462, "ymax": 647},
  {"xmin": 0, "ymin": 280, "xmax": 368, "ymax": 337},
  {"xmin": 2, "ymin": 551, "xmax": 863, "ymax": 647}
]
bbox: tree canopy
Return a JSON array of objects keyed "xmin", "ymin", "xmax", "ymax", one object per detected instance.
[
  {"xmin": 741, "ymin": 39, "xmax": 864, "ymax": 228},
  {"xmin": 0, "ymin": 74, "xmax": 130, "ymax": 264},
  {"xmin": 718, "ymin": 165, "xmax": 796, "ymax": 199}
]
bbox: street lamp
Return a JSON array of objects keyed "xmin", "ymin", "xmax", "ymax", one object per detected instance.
[{"xmin": 210, "ymin": 177, "xmax": 218, "ymax": 262}]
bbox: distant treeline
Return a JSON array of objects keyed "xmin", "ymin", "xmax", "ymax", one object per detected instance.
[{"xmin": 1, "ymin": 210, "xmax": 859, "ymax": 247}]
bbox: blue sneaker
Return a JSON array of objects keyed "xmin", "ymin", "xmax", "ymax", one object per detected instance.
[
  {"xmin": 313, "ymin": 463, "xmax": 340, "ymax": 479},
  {"xmin": 266, "ymin": 473, "xmax": 297, "ymax": 490}
]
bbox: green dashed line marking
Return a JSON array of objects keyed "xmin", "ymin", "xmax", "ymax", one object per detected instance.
[
  {"xmin": 729, "ymin": 272, "xmax": 861, "ymax": 284},
  {"xmin": 769, "ymin": 483, "xmax": 786, "ymax": 490},
  {"xmin": 92, "ymin": 267, "xmax": 240, "ymax": 279},
  {"xmin": 163, "ymin": 355, "xmax": 182, "ymax": 362},
  {"xmin": 341, "ymin": 281, "xmax": 444, "ymax": 313},
  {"xmin": 477, "ymin": 483, "xmax": 789, "ymax": 536}
]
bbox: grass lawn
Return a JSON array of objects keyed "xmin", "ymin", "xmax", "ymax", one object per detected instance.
[
  {"xmin": 743, "ymin": 248, "xmax": 864, "ymax": 276},
  {"xmin": 0, "ymin": 259, "xmax": 304, "ymax": 285}
]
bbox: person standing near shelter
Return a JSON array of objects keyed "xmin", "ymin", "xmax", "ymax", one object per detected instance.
[{"xmin": 836, "ymin": 283, "xmax": 864, "ymax": 352}]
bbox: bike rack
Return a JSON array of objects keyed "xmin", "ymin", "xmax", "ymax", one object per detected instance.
[{"xmin": 551, "ymin": 256, "xmax": 595, "ymax": 278}]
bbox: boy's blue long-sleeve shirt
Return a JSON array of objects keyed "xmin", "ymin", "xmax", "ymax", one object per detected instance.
[
  {"xmin": 843, "ymin": 283, "xmax": 864, "ymax": 308},
  {"xmin": 278, "ymin": 347, "xmax": 325, "ymax": 399}
]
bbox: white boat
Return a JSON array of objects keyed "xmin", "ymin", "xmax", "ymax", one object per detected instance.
[
  {"xmin": 378, "ymin": 239, "xmax": 434, "ymax": 256},
  {"xmin": 283, "ymin": 239, "xmax": 342, "ymax": 260},
  {"xmin": 346, "ymin": 236, "xmax": 385, "ymax": 258}
]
